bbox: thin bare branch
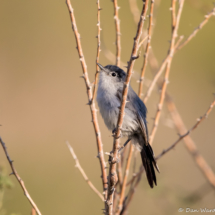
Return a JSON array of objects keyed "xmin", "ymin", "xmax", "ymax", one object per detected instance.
[
  {"xmin": 0, "ymin": 137, "xmax": 42, "ymax": 215},
  {"xmin": 92, "ymin": 0, "xmax": 102, "ymax": 103},
  {"xmin": 177, "ymin": 7, "xmax": 215, "ymax": 50},
  {"xmin": 66, "ymin": 142, "xmax": 104, "ymax": 200},
  {"xmin": 138, "ymin": 0, "xmax": 155, "ymax": 97},
  {"xmin": 106, "ymin": 1, "xmax": 149, "ymax": 214},
  {"xmin": 149, "ymin": 0, "xmax": 185, "ymax": 144},
  {"xmin": 156, "ymin": 97, "xmax": 215, "ymax": 161},
  {"xmin": 115, "ymin": 144, "xmax": 133, "ymax": 215},
  {"xmin": 138, "ymin": 35, "xmax": 148, "ymax": 49},
  {"xmin": 66, "ymin": 0, "xmax": 108, "ymax": 200},
  {"xmin": 171, "ymin": 0, "xmax": 177, "ymax": 29},
  {"xmin": 165, "ymin": 95, "xmax": 215, "ymax": 188},
  {"xmin": 113, "ymin": 0, "xmax": 121, "ymax": 66}
]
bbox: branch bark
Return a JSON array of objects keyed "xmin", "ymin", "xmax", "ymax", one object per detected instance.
[{"xmin": 113, "ymin": 0, "xmax": 121, "ymax": 66}]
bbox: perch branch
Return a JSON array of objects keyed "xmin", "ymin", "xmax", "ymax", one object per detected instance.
[
  {"xmin": 66, "ymin": 142, "xmax": 104, "ymax": 200},
  {"xmin": 177, "ymin": 7, "xmax": 215, "ymax": 50},
  {"xmin": 0, "ymin": 137, "xmax": 42, "ymax": 215},
  {"xmin": 92, "ymin": 0, "xmax": 102, "ymax": 103},
  {"xmin": 113, "ymin": 0, "xmax": 121, "ymax": 66},
  {"xmin": 66, "ymin": 0, "xmax": 108, "ymax": 200},
  {"xmin": 165, "ymin": 95, "xmax": 215, "ymax": 188},
  {"xmin": 149, "ymin": 0, "xmax": 184, "ymax": 144},
  {"xmin": 156, "ymin": 97, "xmax": 215, "ymax": 161},
  {"xmin": 138, "ymin": 0, "xmax": 155, "ymax": 97},
  {"xmin": 105, "ymin": 1, "xmax": 149, "ymax": 214}
]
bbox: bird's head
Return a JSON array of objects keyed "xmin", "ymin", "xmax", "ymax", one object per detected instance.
[{"xmin": 97, "ymin": 63, "xmax": 126, "ymax": 84}]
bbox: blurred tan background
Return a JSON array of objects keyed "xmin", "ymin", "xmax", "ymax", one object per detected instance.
[{"xmin": 0, "ymin": 0, "xmax": 215, "ymax": 214}]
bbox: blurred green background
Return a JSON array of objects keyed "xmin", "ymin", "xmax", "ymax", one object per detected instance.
[{"xmin": 0, "ymin": 0, "xmax": 215, "ymax": 214}]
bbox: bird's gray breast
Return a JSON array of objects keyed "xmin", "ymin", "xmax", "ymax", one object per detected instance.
[
  {"xmin": 97, "ymin": 83, "xmax": 119, "ymax": 131},
  {"xmin": 96, "ymin": 77, "xmax": 139, "ymax": 135}
]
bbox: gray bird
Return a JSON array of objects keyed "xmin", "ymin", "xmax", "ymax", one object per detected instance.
[{"xmin": 96, "ymin": 64, "xmax": 159, "ymax": 188}]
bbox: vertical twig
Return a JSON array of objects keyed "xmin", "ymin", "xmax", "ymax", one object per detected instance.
[
  {"xmin": 113, "ymin": 0, "xmax": 121, "ymax": 66},
  {"xmin": 92, "ymin": 0, "xmax": 102, "ymax": 103},
  {"xmin": 65, "ymin": 0, "xmax": 108, "ymax": 201},
  {"xmin": 115, "ymin": 144, "xmax": 133, "ymax": 215},
  {"xmin": 171, "ymin": 0, "xmax": 177, "ymax": 28},
  {"xmin": 149, "ymin": 0, "xmax": 184, "ymax": 144},
  {"xmin": 106, "ymin": 1, "xmax": 149, "ymax": 214},
  {"xmin": 0, "ymin": 138, "xmax": 42, "ymax": 215},
  {"xmin": 138, "ymin": 0, "xmax": 155, "ymax": 97}
]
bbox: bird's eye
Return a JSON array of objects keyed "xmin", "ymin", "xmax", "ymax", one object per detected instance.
[{"xmin": 112, "ymin": 72, "xmax": 116, "ymax": 77}]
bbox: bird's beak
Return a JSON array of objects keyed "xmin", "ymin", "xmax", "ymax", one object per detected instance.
[{"xmin": 97, "ymin": 63, "xmax": 107, "ymax": 73}]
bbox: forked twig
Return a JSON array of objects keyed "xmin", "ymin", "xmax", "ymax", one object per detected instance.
[
  {"xmin": 144, "ymin": 6, "xmax": 215, "ymax": 103},
  {"xmin": 66, "ymin": 142, "xmax": 104, "ymax": 200},
  {"xmin": 0, "ymin": 137, "xmax": 42, "ymax": 215},
  {"xmin": 156, "ymin": 97, "xmax": 215, "ymax": 160},
  {"xmin": 149, "ymin": 0, "xmax": 185, "ymax": 144},
  {"xmin": 106, "ymin": 1, "xmax": 149, "ymax": 214},
  {"xmin": 177, "ymin": 7, "xmax": 215, "ymax": 50},
  {"xmin": 65, "ymin": 0, "xmax": 108, "ymax": 200},
  {"xmin": 165, "ymin": 95, "xmax": 215, "ymax": 188},
  {"xmin": 113, "ymin": 0, "xmax": 121, "ymax": 66}
]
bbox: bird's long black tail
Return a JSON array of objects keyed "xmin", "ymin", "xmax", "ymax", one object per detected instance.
[{"xmin": 140, "ymin": 143, "xmax": 159, "ymax": 188}]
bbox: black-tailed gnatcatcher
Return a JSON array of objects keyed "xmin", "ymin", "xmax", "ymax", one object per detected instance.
[{"xmin": 96, "ymin": 64, "xmax": 159, "ymax": 188}]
